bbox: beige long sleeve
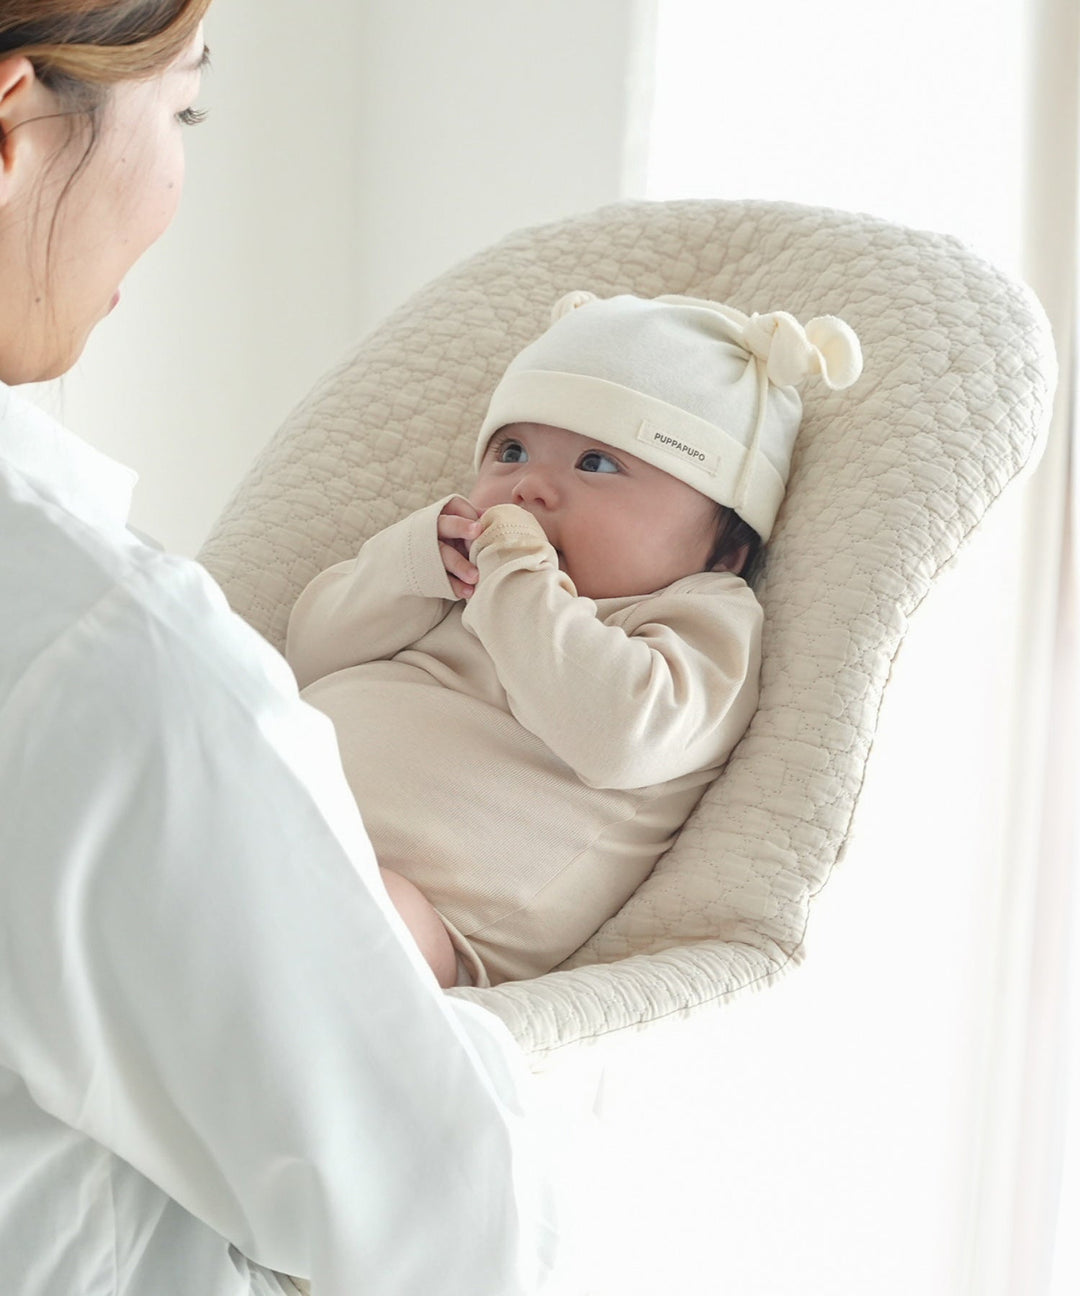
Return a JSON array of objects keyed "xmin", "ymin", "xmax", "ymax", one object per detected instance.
[
  {"xmin": 463, "ymin": 504, "xmax": 762, "ymax": 789},
  {"xmin": 286, "ymin": 497, "xmax": 459, "ymax": 688},
  {"xmin": 286, "ymin": 499, "xmax": 763, "ymax": 984}
]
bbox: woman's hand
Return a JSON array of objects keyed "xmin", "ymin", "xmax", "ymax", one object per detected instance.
[{"xmin": 437, "ymin": 498, "xmax": 482, "ymax": 599}]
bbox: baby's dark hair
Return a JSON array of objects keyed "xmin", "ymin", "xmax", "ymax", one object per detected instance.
[{"xmin": 707, "ymin": 506, "xmax": 763, "ymax": 583}]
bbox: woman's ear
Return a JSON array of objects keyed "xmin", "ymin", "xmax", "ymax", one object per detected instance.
[
  {"xmin": 0, "ymin": 57, "xmax": 33, "ymax": 159},
  {"xmin": 0, "ymin": 56, "xmax": 53, "ymax": 201}
]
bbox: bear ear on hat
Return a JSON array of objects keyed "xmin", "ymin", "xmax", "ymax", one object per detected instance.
[
  {"xmin": 744, "ymin": 310, "xmax": 863, "ymax": 390},
  {"xmin": 804, "ymin": 315, "xmax": 863, "ymax": 389},
  {"xmin": 550, "ymin": 290, "xmax": 599, "ymax": 323}
]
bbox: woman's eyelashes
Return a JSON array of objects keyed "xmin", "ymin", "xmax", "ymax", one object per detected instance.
[{"xmin": 176, "ymin": 106, "xmax": 208, "ymax": 126}]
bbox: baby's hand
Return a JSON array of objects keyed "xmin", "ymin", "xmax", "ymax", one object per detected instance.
[{"xmin": 438, "ymin": 497, "xmax": 481, "ymax": 599}]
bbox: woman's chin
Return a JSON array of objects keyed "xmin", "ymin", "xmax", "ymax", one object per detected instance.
[
  {"xmin": 11, "ymin": 336, "xmax": 92, "ymax": 385},
  {"xmin": 2, "ymin": 348, "xmax": 76, "ymax": 387},
  {"xmin": 0, "ymin": 300, "xmax": 106, "ymax": 384},
  {"xmin": 35, "ymin": 341, "xmax": 88, "ymax": 384}
]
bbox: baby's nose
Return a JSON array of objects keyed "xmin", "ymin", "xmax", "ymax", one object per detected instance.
[{"xmin": 512, "ymin": 468, "xmax": 559, "ymax": 509}]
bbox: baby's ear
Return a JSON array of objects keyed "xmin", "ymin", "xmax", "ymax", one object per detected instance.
[{"xmin": 711, "ymin": 542, "xmax": 750, "ymax": 576}]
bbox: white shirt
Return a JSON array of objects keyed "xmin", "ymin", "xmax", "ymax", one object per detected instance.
[{"xmin": 0, "ymin": 382, "xmax": 558, "ymax": 1295}]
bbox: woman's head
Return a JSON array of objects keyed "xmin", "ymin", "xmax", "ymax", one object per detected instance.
[{"xmin": 0, "ymin": 1, "xmax": 212, "ymax": 383}]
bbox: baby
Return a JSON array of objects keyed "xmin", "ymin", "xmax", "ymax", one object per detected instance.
[{"xmin": 285, "ymin": 291, "xmax": 862, "ymax": 988}]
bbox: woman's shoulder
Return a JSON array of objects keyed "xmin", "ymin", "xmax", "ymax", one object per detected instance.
[{"xmin": 0, "ymin": 476, "xmax": 295, "ymax": 739}]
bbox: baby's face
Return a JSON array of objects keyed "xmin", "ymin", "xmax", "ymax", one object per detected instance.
[{"xmin": 470, "ymin": 423, "xmax": 719, "ymax": 600}]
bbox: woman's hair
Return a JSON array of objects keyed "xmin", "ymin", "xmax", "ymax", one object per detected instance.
[
  {"xmin": 1, "ymin": 0, "xmax": 211, "ymax": 154},
  {"xmin": 0, "ymin": 2, "xmax": 211, "ymax": 91},
  {"xmin": 708, "ymin": 505, "xmax": 763, "ymax": 583}
]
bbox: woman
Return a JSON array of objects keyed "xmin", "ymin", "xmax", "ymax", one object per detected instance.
[{"xmin": 0, "ymin": 4, "xmax": 554, "ymax": 1293}]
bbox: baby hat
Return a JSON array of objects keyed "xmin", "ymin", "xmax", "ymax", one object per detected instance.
[{"xmin": 474, "ymin": 291, "xmax": 862, "ymax": 541}]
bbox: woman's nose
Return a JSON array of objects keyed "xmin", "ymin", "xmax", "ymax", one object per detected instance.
[{"xmin": 511, "ymin": 467, "xmax": 559, "ymax": 510}]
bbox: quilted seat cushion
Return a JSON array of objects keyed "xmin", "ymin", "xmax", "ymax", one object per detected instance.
[{"xmin": 198, "ymin": 199, "xmax": 1055, "ymax": 1062}]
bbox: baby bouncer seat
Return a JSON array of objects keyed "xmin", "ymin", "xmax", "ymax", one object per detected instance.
[{"xmin": 199, "ymin": 199, "xmax": 1055, "ymax": 1066}]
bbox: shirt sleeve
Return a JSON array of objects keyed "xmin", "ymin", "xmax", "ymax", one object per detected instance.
[
  {"xmin": 0, "ymin": 545, "xmax": 557, "ymax": 1296},
  {"xmin": 460, "ymin": 503, "xmax": 763, "ymax": 789},
  {"xmin": 285, "ymin": 497, "xmax": 462, "ymax": 688}
]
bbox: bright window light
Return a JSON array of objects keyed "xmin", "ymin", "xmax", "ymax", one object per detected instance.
[
  {"xmin": 647, "ymin": 0, "xmax": 1027, "ymax": 274},
  {"xmin": 633, "ymin": 5, "xmax": 1050, "ymax": 1294}
]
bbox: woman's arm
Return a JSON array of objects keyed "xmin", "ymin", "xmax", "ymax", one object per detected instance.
[
  {"xmin": 285, "ymin": 497, "xmax": 465, "ymax": 688},
  {"xmin": 0, "ymin": 546, "xmax": 556, "ymax": 1296},
  {"xmin": 461, "ymin": 504, "xmax": 763, "ymax": 789}
]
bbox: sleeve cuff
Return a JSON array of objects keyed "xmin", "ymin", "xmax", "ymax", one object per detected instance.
[{"xmin": 403, "ymin": 496, "xmax": 470, "ymax": 599}]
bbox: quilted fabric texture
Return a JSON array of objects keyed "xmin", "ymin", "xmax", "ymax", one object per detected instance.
[{"xmin": 198, "ymin": 199, "xmax": 1056, "ymax": 1063}]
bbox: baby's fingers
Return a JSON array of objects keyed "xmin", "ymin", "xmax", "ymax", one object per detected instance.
[
  {"xmin": 437, "ymin": 513, "xmax": 482, "ymax": 545},
  {"xmin": 440, "ymin": 496, "xmax": 481, "ymax": 522},
  {"xmin": 439, "ymin": 541, "xmax": 478, "ymax": 599}
]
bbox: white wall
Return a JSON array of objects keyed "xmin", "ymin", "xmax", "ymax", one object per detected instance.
[{"xmin": 30, "ymin": 0, "xmax": 655, "ymax": 555}]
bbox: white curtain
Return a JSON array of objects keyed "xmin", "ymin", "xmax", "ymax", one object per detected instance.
[
  {"xmin": 989, "ymin": 1, "xmax": 1078, "ymax": 1289},
  {"xmin": 1029, "ymin": 8, "xmax": 1080, "ymax": 1287}
]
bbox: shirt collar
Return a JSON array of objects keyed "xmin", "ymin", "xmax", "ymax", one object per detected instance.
[{"xmin": 0, "ymin": 380, "xmax": 137, "ymax": 532}]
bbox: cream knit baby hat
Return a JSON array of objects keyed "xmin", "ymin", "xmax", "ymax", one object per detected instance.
[{"xmin": 474, "ymin": 291, "xmax": 862, "ymax": 541}]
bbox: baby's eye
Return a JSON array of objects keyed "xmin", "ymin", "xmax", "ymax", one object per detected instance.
[
  {"xmin": 496, "ymin": 440, "xmax": 528, "ymax": 464},
  {"xmin": 579, "ymin": 451, "xmax": 620, "ymax": 474}
]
